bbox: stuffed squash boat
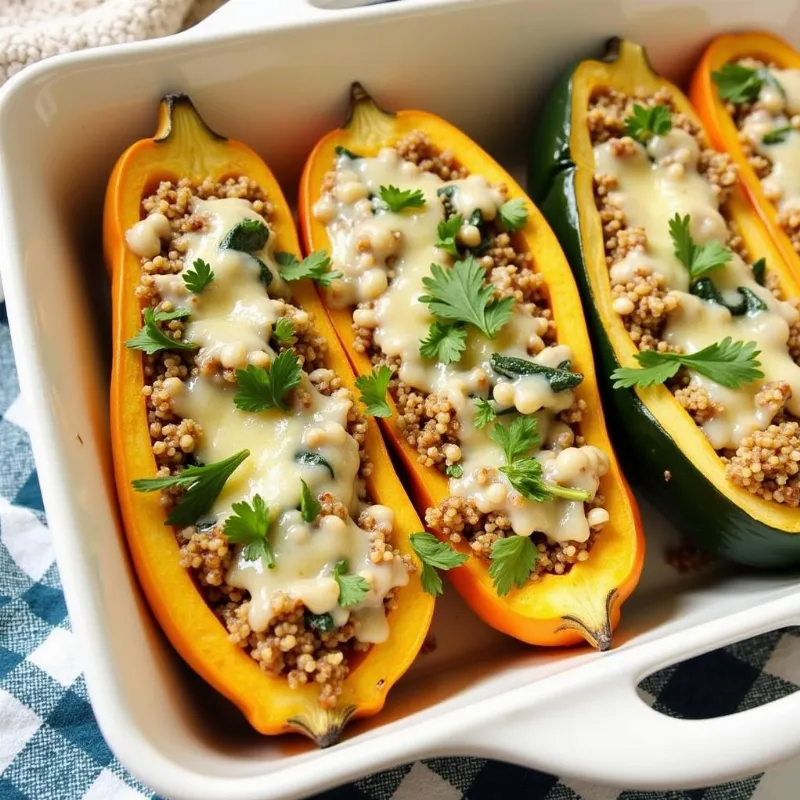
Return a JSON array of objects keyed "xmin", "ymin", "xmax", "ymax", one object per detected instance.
[
  {"xmin": 529, "ymin": 39, "xmax": 800, "ymax": 566},
  {"xmin": 105, "ymin": 94, "xmax": 434, "ymax": 745},
  {"xmin": 691, "ymin": 32, "xmax": 800, "ymax": 281},
  {"xmin": 299, "ymin": 84, "xmax": 644, "ymax": 649}
]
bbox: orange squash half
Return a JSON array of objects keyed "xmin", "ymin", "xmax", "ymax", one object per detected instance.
[
  {"xmin": 104, "ymin": 94, "xmax": 434, "ymax": 745},
  {"xmin": 299, "ymin": 85, "xmax": 644, "ymax": 650}
]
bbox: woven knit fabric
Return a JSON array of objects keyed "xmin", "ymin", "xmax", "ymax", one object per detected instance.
[{"xmin": 0, "ymin": 0, "xmax": 225, "ymax": 84}]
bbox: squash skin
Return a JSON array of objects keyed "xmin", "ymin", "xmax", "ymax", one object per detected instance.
[
  {"xmin": 528, "ymin": 39, "xmax": 800, "ymax": 567},
  {"xmin": 104, "ymin": 94, "xmax": 434, "ymax": 745},
  {"xmin": 690, "ymin": 32, "xmax": 800, "ymax": 282},
  {"xmin": 299, "ymin": 84, "xmax": 644, "ymax": 650}
]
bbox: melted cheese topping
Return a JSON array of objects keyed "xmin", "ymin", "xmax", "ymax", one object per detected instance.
[
  {"xmin": 315, "ymin": 149, "xmax": 609, "ymax": 544},
  {"xmin": 740, "ymin": 69, "xmax": 800, "ymax": 212},
  {"xmin": 131, "ymin": 198, "xmax": 408, "ymax": 642},
  {"xmin": 595, "ymin": 127, "xmax": 800, "ymax": 450}
]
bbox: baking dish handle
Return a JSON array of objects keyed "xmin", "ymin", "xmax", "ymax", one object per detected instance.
[{"xmin": 450, "ymin": 596, "xmax": 800, "ymax": 789}]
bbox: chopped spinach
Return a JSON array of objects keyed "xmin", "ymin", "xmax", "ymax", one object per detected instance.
[
  {"xmin": 219, "ymin": 219, "xmax": 269, "ymax": 253},
  {"xmin": 305, "ymin": 612, "xmax": 335, "ymax": 633},
  {"xmin": 294, "ymin": 451, "xmax": 335, "ymax": 479},
  {"xmin": 691, "ymin": 279, "xmax": 766, "ymax": 316},
  {"xmin": 752, "ymin": 257, "xmax": 766, "ymax": 286},
  {"xmin": 335, "ymin": 145, "xmax": 362, "ymax": 160}
]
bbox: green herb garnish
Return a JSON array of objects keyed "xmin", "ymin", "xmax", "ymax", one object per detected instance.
[
  {"xmin": 420, "ymin": 256, "xmax": 513, "ymax": 340},
  {"xmin": 272, "ymin": 317, "xmax": 295, "ymax": 345},
  {"xmin": 473, "ymin": 398, "xmax": 498, "ymax": 429},
  {"xmin": 378, "ymin": 185, "xmax": 426, "ymax": 213},
  {"xmin": 305, "ymin": 612, "xmax": 335, "ymax": 633},
  {"xmin": 763, "ymin": 125, "xmax": 793, "ymax": 145},
  {"xmin": 490, "ymin": 353, "xmax": 583, "ymax": 392},
  {"xmin": 409, "ymin": 532, "xmax": 468, "ymax": 597},
  {"xmin": 435, "ymin": 214, "xmax": 463, "ymax": 256},
  {"xmin": 354, "ymin": 365, "xmax": 393, "ymax": 418},
  {"xmin": 125, "ymin": 306, "xmax": 197, "ymax": 355},
  {"xmin": 131, "ymin": 449, "xmax": 249, "ymax": 526},
  {"xmin": 299, "ymin": 479, "xmax": 321, "ymax": 523},
  {"xmin": 182, "ymin": 258, "xmax": 214, "ymax": 294},
  {"xmin": 446, "ymin": 464, "xmax": 464, "ymax": 479},
  {"xmin": 335, "ymin": 145, "xmax": 362, "ymax": 160},
  {"xmin": 623, "ymin": 103, "xmax": 673, "ymax": 144},
  {"xmin": 419, "ymin": 320, "xmax": 467, "ymax": 364},
  {"xmin": 488, "ymin": 416, "xmax": 542, "ymax": 464},
  {"xmin": 489, "ymin": 535, "xmax": 538, "ymax": 596},
  {"xmin": 611, "ymin": 337, "xmax": 763, "ymax": 390},
  {"xmin": 224, "ymin": 494, "xmax": 274, "ymax": 566},
  {"xmin": 711, "ymin": 63, "xmax": 782, "ymax": 105},
  {"xmin": 276, "ymin": 251, "xmax": 343, "ymax": 288},
  {"xmin": 497, "ymin": 198, "xmax": 528, "ymax": 232},
  {"xmin": 669, "ymin": 213, "xmax": 732, "ymax": 280},
  {"xmin": 219, "ymin": 219, "xmax": 269, "ymax": 253},
  {"xmin": 752, "ymin": 257, "xmax": 767, "ymax": 286},
  {"xmin": 333, "ymin": 560, "xmax": 370, "ymax": 607},
  {"xmin": 233, "ymin": 350, "xmax": 302, "ymax": 413},
  {"xmin": 294, "ymin": 451, "xmax": 335, "ymax": 479}
]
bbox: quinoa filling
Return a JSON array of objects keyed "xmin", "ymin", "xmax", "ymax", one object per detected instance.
[
  {"xmin": 128, "ymin": 177, "xmax": 411, "ymax": 709},
  {"xmin": 590, "ymin": 88, "xmax": 800, "ymax": 506},
  {"xmin": 314, "ymin": 134, "xmax": 612, "ymax": 588}
]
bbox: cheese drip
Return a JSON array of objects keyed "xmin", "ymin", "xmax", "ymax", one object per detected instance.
[
  {"xmin": 595, "ymin": 127, "xmax": 800, "ymax": 450},
  {"xmin": 315, "ymin": 149, "xmax": 609, "ymax": 544},
  {"xmin": 132, "ymin": 198, "xmax": 408, "ymax": 642},
  {"xmin": 740, "ymin": 69, "xmax": 800, "ymax": 212}
]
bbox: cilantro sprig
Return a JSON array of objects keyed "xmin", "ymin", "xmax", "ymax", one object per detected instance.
[
  {"xmin": 419, "ymin": 320, "xmax": 467, "ymax": 364},
  {"xmin": 489, "ymin": 535, "xmax": 538, "ymax": 596},
  {"xmin": 276, "ymin": 251, "xmax": 342, "ymax": 288},
  {"xmin": 183, "ymin": 258, "xmax": 214, "ymax": 294},
  {"xmin": 131, "ymin": 449, "xmax": 249, "ymax": 526},
  {"xmin": 711, "ymin": 63, "xmax": 783, "ymax": 105},
  {"xmin": 272, "ymin": 317, "xmax": 295, "ymax": 345},
  {"xmin": 489, "ymin": 416, "xmax": 541, "ymax": 463},
  {"xmin": 125, "ymin": 306, "xmax": 196, "ymax": 355},
  {"xmin": 474, "ymin": 398, "xmax": 498, "ymax": 429},
  {"xmin": 498, "ymin": 198, "xmax": 528, "ymax": 232},
  {"xmin": 435, "ymin": 214, "xmax": 463, "ymax": 256},
  {"xmin": 409, "ymin": 532, "xmax": 468, "ymax": 597},
  {"xmin": 299, "ymin": 479, "xmax": 321, "ymax": 523},
  {"xmin": 420, "ymin": 256, "xmax": 513, "ymax": 340},
  {"xmin": 234, "ymin": 350, "xmax": 302, "ymax": 413},
  {"xmin": 624, "ymin": 103, "xmax": 672, "ymax": 144},
  {"xmin": 355, "ymin": 365, "xmax": 393, "ymax": 418},
  {"xmin": 669, "ymin": 213, "xmax": 732, "ymax": 280},
  {"xmin": 224, "ymin": 494, "xmax": 274, "ymax": 567},
  {"xmin": 379, "ymin": 185, "xmax": 426, "ymax": 213},
  {"xmin": 333, "ymin": 560, "xmax": 370, "ymax": 607},
  {"xmin": 611, "ymin": 337, "xmax": 763, "ymax": 390}
]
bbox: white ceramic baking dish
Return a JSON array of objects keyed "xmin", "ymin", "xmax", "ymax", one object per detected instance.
[{"xmin": 2, "ymin": 0, "xmax": 800, "ymax": 797}]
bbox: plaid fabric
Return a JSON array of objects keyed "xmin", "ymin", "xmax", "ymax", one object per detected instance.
[{"xmin": 0, "ymin": 297, "xmax": 798, "ymax": 799}]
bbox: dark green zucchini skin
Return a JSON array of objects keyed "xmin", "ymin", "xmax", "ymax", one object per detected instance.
[{"xmin": 527, "ymin": 64, "xmax": 800, "ymax": 568}]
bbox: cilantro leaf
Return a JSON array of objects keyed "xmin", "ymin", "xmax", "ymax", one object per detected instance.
[
  {"xmin": 272, "ymin": 317, "xmax": 295, "ymax": 345},
  {"xmin": 435, "ymin": 214, "xmax": 463, "ymax": 256},
  {"xmin": 473, "ymin": 398, "xmax": 497, "ymax": 429},
  {"xmin": 276, "ymin": 250, "xmax": 343, "ymax": 288},
  {"xmin": 223, "ymin": 494, "xmax": 274, "ymax": 567},
  {"xmin": 500, "ymin": 457, "xmax": 590, "ymax": 503},
  {"xmin": 131, "ymin": 449, "xmax": 249, "ymax": 526},
  {"xmin": 711, "ymin": 63, "xmax": 769, "ymax": 104},
  {"xmin": 378, "ymin": 184, "xmax": 426, "ymax": 213},
  {"xmin": 233, "ymin": 350, "xmax": 302, "ymax": 413},
  {"xmin": 419, "ymin": 321, "xmax": 467, "ymax": 364},
  {"xmin": 409, "ymin": 532, "xmax": 468, "ymax": 597},
  {"xmin": 153, "ymin": 307, "xmax": 191, "ymax": 322},
  {"xmin": 489, "ymin": 535, "xmax": 537, "ymax": 596},
  {"xmin": 125, "ymin": 306, "xmax": 197, "ymax": 355},
  {"xmin": 763, "ymin": 125, "xmax": 793, "ymax": 145},
  {"xmin": 623, "ymin": 103, "xmax": 673, "ymax": 144},
  {"xmin": 420, "ymin": 256, "xmax": 513, "ymax": 340},
  {"xmin": 446, "ymin": 464, "xmax": 463, "ymax": 479},
  {"xmin": 219, "ymin": 219, "xmax": 269, "ymax": 252},
  {"xmin": 669, "ymin": 213, "xmax": 732, "ymax": 280},
  {"xmin": 488, "ymin": 416, "xmax": 541, "ymax": 464},
  {"xmin": 611, "ymin": 337, "xmax": 763, "ymax": 390},
  {"xmin": 354, "ymin": 365, "xmax": 393, "ymax": 418},
  {"xmin": 299, "ymin": 479, "xmax": 321, "ymax": 523},
  {"xmin": 497, "ymin": 198, "xmax": 528, "ymax": 232},
  {"xmin": 182, "ymin": 258, "xmax": 214, "ymax": 294},
  {"xmin": 333, "ymin": 560, "xmax": 370, "ymax": 607}
]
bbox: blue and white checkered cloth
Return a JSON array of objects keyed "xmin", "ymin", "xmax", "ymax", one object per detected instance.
[{"xmin": 1, "ymin": 295, "xmax": 800, "ymax": 799}]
